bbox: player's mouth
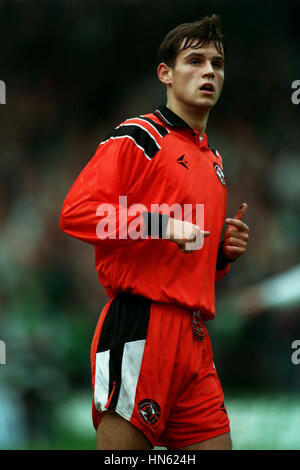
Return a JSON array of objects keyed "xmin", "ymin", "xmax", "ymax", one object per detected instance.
[{"xmin": 199, "ymin": 83, "xmax": 215, "ymax": 95}]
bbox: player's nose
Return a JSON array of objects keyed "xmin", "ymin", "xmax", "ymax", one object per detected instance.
[{"xmin": 202, "ymin": 60, "xmax": 215, "ymax": 78}]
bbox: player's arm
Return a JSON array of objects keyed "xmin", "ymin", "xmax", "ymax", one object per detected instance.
[{"xmin": 60, "ymin": 136, "xmax": 155, "ymax": 249}]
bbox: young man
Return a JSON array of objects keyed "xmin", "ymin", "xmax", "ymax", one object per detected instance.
[{"xmin": 60, "ymin": 14, "xmax": 249, "ymax": 450}]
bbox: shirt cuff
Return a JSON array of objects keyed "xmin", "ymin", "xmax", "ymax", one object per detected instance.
[
  {"xmin": 141, "ymin": 212, "xmax": 170, "ymax": 239},
  {"xmin": 216, "ymin": 240, "xmax": 236, "ymax": 270}
]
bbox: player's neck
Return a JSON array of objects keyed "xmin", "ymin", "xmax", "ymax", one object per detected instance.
[{"xmin": 166, "ymin": 99, "xmax": 210, "ymax": 136}]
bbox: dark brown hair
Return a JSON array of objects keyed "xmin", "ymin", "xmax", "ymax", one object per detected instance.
[{"xmin": 157, "ymin": 14, "xmax": 226, "ymax": 68}]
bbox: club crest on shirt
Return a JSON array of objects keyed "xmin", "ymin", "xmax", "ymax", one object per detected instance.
[
  {"xmin": 213, "ymin": 162, "xmax": 226, "ymax": 186},
  {"xmin": 138, "ymin": 399, "xmax": 161, "ymax": 425}
]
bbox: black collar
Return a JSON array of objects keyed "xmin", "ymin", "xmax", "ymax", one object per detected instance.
[{"xmin": 154, "ymin": 105, "xmax": 192, "ymax": 129}]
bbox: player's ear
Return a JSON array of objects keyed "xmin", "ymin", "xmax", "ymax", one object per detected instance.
[{"xmin": 157, "ymin": 63, "xmax": 173, "ymax": 86}]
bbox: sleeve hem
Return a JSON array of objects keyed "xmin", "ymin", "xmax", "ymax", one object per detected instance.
[
  {"xmin": 141, "ymin": 212, "xmax": 170, "ymax": 238},
  {"xmin": 216, "ymin": 240, "xmax": 236, "ymax": 270}
]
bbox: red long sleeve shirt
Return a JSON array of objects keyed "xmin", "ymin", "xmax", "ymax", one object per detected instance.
[{"xmin": 60, "ymin": 105, "xmax": 230, "ymax": 320}]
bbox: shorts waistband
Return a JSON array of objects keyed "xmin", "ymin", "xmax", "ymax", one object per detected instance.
[{"xmin": 113, "ymin": 292, "xmax": 206, "ymax": 320}]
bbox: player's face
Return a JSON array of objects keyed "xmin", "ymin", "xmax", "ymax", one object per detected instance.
[{"xmin": 168, "ymin": 41, "xmax": 225, "ymax": 110}]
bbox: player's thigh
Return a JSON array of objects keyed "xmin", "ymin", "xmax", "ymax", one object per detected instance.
[
  {"xmin": 179, "ymin": 431, "xmax": 232, "ymax": 450},
  {"xmin": 96, "ymin": 410, "xmax": 153, "ymax": 450}
]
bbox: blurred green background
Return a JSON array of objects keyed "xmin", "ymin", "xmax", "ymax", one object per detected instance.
[{"xmin": 0, "ymin": 0, "xmax": 300, "ymax": 450}]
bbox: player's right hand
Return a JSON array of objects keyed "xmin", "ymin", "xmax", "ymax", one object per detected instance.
[{"xmin": 165, "ymin": 218, "xmax": 210, "ymax": 253}]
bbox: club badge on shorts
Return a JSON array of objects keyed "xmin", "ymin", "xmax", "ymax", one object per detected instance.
[
  {"xmin": 138, "ymin": 399, "xmax": 161, "ymax": 425},
  {"xmin": 192, "ymin": 310, "xmax": 205, "ymax": 341}
]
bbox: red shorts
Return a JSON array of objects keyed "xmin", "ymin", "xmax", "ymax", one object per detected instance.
[{"xmin": 90, "ymin": 293, "xmax": 230, "ymax": 449}]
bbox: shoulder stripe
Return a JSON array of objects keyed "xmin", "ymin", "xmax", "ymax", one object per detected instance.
[
  {"xmin": 118, "ymin": 122, "xmax": 160, "ymax": 145},
  {"xmin": 101, "ymin": 124, "xmax": 160, "ymax": 160},
  {"xmin": 114, "ymin": 123, "xmax": 161, "ymax": 159},
  {"xmin": 136, "ymin": 116, "xmax": 169, "ymax": 137}
]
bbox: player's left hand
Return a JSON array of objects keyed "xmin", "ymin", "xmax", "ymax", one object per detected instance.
[{"xmin": 223, "ymin": 203, "xmax": 249, "ymax": 260}]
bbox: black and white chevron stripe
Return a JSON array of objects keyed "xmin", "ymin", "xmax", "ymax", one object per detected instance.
[{"xmin": 100, "ymin": 121, "xmax": 162, "ymax": 160}]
